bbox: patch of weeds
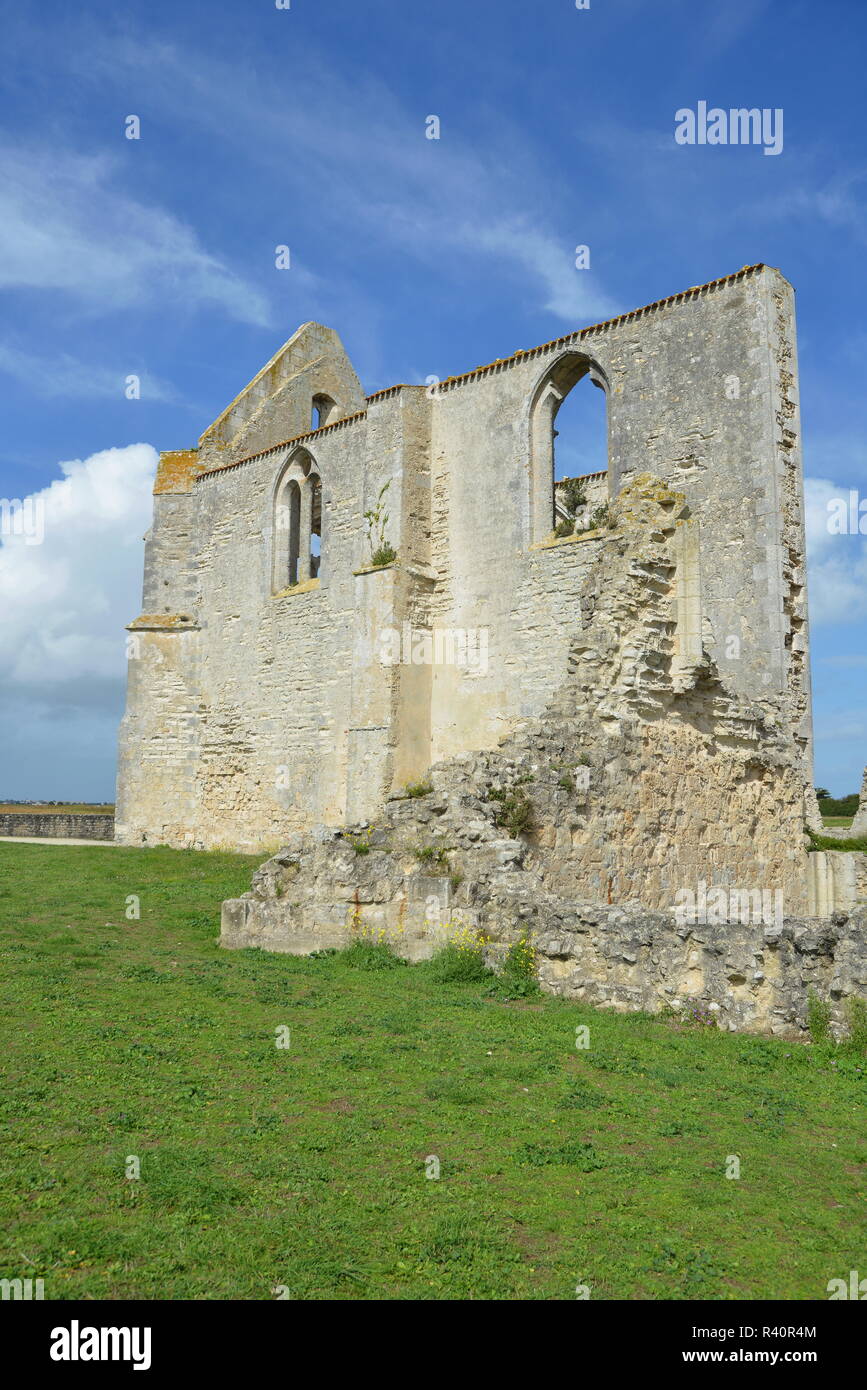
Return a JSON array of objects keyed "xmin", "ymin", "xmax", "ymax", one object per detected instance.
[
  {"xmin": 404, "ymin": 782, "xmax": 433, "ymax": 799},
  {"xmin": 843, "ymin": 996, "xmax": 867, "ymax": 1054},
  {"xmin": 253, "ymin": 980, "xmax": 293, "ymax": 1003},
  {"xmin": 425, "ymin": 1077, "xmax": 486, "ymax": 1105},
  {"xmin": 560, "ymin": 1082, "xmax": 609, "ymax": 1111},
  {"xmin": 487, "ymin": 785, "xmax": 535, "ymax": 838},
  {"xmin": 643, "ymin": 1064, "xmax": 685, "ymax": 1088},
  {"xmin": 559, "ymin": 478, "xmax": 587, "ymax": 515},
  {"xmin": 736, "ymin": 1041, "xmax": 779, "ymax": 1071},
  {"xmin": 379, "ymin": 1011, "xmax": 422, "ymax": 1037},
  {"xmin": 646, "ymin": 1245, "xmax": 725, "ymax": 1295},
  {"xmin": 364, "ymin": 480, "xmax": 396, "ymax": 569},
  {"xmin": 427, "ymin": 933, "xmax": 492, "ymax": 984},
  {"xmin": 415, "ymin": 1213, "xmax": 504, "ymax": 1266},
  {"xmin": 806, "ymin": 828, "xmax": 867, "ymax": 853},
  {"xmin": 371, "ymin": 543, "xmax": 397, "ymax": 568},
  {"xmin": 142, "ymin": 1149, "xmax": 243, "ymax": 1215},
  {"xmin": 338, "ymin": 941, "xmax": 405, "ymax": 972},
  {"xmin": 518, "ymin": 1138, "xmax": 606, "ymax": 1171},
  {"xmin": 658, "ymin": 1119, "xmax": 709, "ymax": 1137},
  {"xmin": 744, "ymin": 1088, "xmax": 804, "ymax": 1136},
  {"xmin": 682, "ymin": 999, "xmax": 718, "ymax": 1029},
  {"xmin": 120, "ymin": 964, "xmax": 173, "ymax": 984},
  {"xmin": 414, "ymin": 845, "xmax": 450, "ymax": 869},
  {"xmin": 587, "ymin": 503, "xmax": 614, "ymax": 531},
  {"xmin": 554, "ymin": 518, "xmax": 575, "ymax": 539},
  {"xmin": 588, "ymin": 1052, "xmax": 644, "ymax": 1077},
  {"xmin": 807, "ymin": 989, "xmax": 833, "ymax": 1045},
  {"xmin": 487, "ymin": 932, "xmax": 539, "ymax": 1000}
]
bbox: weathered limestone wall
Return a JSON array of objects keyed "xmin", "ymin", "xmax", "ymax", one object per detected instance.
[
  {"xmin": 117, "ymin": 323, "xmax": 371, "ymax": 849},
  {"xmin": 221, "ymin": 475, "xmax": 858, "ymax": 976},
  {"xmin": 422, "ymin": 266, "xmax": 808, "ymax": 777},
  {"xmin": 220, "ymin": 823, "xmax": 867, "ymax": 1042},
  {"xmin": 0, "ymin": 813, "xmax": 114, "ymax": 841},
  {"xmin": 808, "ymin": 849, "xmax": 867, "ymax": 914},
  {"xmin": 849, "ymin": 768, "xmax": 867, "ymax": 837},
  {"xmin": 118, "ymin": 266, "xmax": 816, "ymax": 876},
  {"xmin": 534, "ymin": 907, "xmax": 867, "ymax": 1040},
  {"xmin": 117, "ymin": 379, "xmax": 442, "ymax": 848},
  {"xmin": 197, "ymin": 322, "xmax": 367, "ymax": 465}
]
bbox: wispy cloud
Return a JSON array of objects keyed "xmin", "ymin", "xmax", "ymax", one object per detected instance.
[
  {"xmin": 813, "ymin": 714, "xmax": 867, "ymax": 743},
  {"xmin": 817, "ymin": 653, "xmax": 867, "ymax": 669},
  {"xmin": 67, "ymin": 34, "xmax": 619, "ymax": 327},
  {"xmin": 0, "ymin": 341, "xmax": 182, "ymax": 403},
  {"xmin": 0, "ymin": 138, "xmax": 272, "ymax": 325}
]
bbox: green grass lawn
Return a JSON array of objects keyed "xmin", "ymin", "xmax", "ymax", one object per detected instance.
[
  {"xmin": 1, "ymin": 842, "xmax": 864, "ymax": 1301},
  {"xmin": 810, "ymin": 828, "xmax": 867, "ymax": 852}
]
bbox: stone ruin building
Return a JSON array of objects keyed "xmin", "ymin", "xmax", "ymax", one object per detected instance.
[{"xmin": 116, "ymin": 263, "xmax": 867, "ymax": 1036}]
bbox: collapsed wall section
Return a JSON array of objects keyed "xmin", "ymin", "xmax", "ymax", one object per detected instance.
[{"xmin": 220, "ymin": 475, "xmax": 857, "ymax": 1030}]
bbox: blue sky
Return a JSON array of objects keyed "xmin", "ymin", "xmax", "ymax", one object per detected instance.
[{"xmin": 0, "ymin": 0, "xmax": 864, "ymax": 799}]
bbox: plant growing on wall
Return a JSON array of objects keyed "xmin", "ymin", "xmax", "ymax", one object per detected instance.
[
  {"xmin": 553, "ymin": 478, "xmax": 588, "ymax": 539},
  {"xmin": 486, "ymin": 784, "xmax": 536, "ymax": 838},
  {"xmin": 588, "ymin": 502, "xmax": 614, "ymax": 531},
  {"xmin": 414, "ymin": 844, "xmax": 450, "ymax": 869},
  {"xmin": 560, "ymin": 478, "xmax": 587, "ymax": 515},
  {"xmin": 364, "ymin": 480, "xmax": 397, "ymax": 567}
]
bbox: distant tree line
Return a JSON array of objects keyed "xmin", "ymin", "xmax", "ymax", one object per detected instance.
[{"xmin": 815, "ymin": 789, "xmax": 860, "ymax": 816}]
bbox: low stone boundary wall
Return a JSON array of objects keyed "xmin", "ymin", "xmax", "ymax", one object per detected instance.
[{"xmin": 0, "ymin": 813, "xmax": 115, "ymax": 841}]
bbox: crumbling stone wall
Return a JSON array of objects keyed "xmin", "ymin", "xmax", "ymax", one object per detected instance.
[
  {"xmin": 219, "ymin": 474, "xmax": 825, "ymax": 933},
  {"xmin": 220, "ymin": 801, "xmax": 867, "ymax": 1040},
  {"xmin": 118, "ymin": 265, "xmax": 821, "ymax": 918},
  {"xmin": 220, "ymin": 475, "xmax": 865, "ymax": 1029},
  {"xmin": 849, "ymin": 768, "xmax": 867, "ymax": 837}
]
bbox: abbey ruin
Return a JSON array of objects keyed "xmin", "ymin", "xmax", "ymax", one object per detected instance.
[{"xmin": 117, "ymin": 263, "xmax": 867, "ymax": 1036}]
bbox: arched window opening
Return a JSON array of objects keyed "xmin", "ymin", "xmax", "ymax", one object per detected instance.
[
  {"xmin": 529, "ymin": 353, "xmax": 609, "ymax": 541},
  {"xmin": 274, "ymin": 479, "xmax": 301, "ymax": 590},
  {"xmin": 312, "ymin": 394, "xmax": 337, "ymax": 430},
  {"xmin": 552, "ymin": 374, "xmax": 607, "ymax": 482},
  {"xmin": 273, "ymin": 448, "xmax": 323, "ymax": 592},
  {"xmin": 309, "ymin": 473, "xmax": 322, "ymax": 579}
]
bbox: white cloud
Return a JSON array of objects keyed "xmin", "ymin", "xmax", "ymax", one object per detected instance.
[
  {"xmin": 461, "ymin": 220, "xmax": 617, "ymax": 322},
  {"xmin": 804, "ymin": 475, "xmax": 867, "ymax": 625},
  {"xmin": 0, "ymin": 139, "xmax": 271, "ymax": 325},
  {"xmin": 0, "ymin": 444, "xmax": 157, "ymax": 705}
]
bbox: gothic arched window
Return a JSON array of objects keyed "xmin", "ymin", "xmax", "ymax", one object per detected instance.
[
  {"xmin": 528, "ymin": 353, "xmax": 609, "ymax": 542},
  {"xmin": 273, "ymin": 449, "xmax": 322, "ymax": 591}
]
